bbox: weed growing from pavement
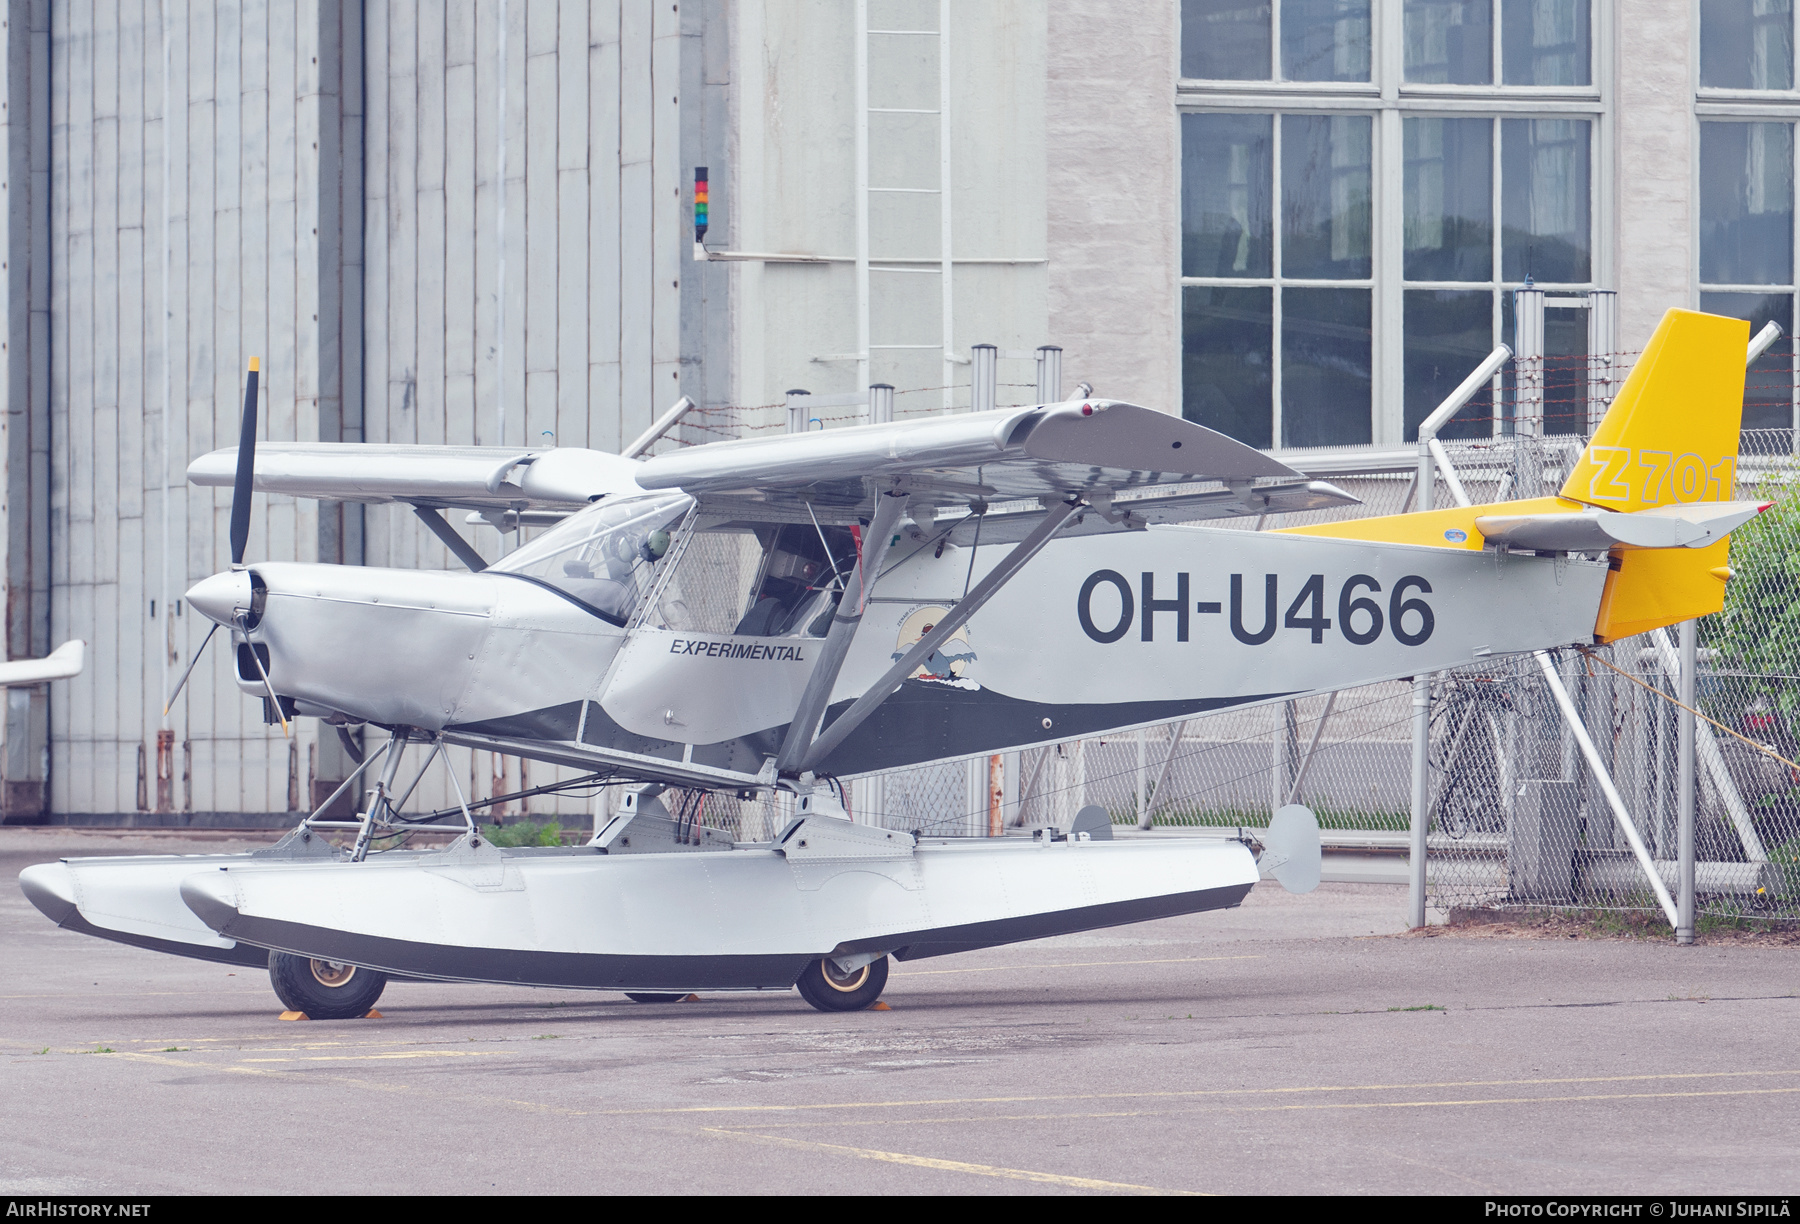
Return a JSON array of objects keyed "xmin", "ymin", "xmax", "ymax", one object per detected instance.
[
  {"xmin": 1137, "ymin": 801, "xmax": 1407, "ymax": 832},
  {"xmin": 1416, "ymin": 905, "xmax": 1800, "ymax": 943},
  {"xmin": 486, "ymin": 821, "xmax": 567, "ymax": 847}
]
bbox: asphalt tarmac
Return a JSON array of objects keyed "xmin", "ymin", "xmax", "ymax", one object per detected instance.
[{"xmin": 3, "ymin": 828, "xmax": 1796, "ymax": 1196}]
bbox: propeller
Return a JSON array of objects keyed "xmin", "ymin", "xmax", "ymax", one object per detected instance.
[
  {"xmin": 229, "ymin": 356, "xmax": 260, "ymax": 567},
  {"xmin": 163, "ymin": 358, "xmax": 261, "ymax": 717}
]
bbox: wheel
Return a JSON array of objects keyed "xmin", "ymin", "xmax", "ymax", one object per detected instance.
[
  {"xmin": 268, "ymin": 950, "xmax": 388, "ymax": 1020},
  {"xmin": 794, "ymin": 954, "xmax": 889, "ymax": 1012},
  {"xmin": 624, "ymin": 992, "xmax": 688, "ymax": 1003}
]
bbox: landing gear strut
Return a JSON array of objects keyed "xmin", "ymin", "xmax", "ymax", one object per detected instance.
[{"xmin": 794, "ymin": 954, "xmax": 889, "ymax": 1012}]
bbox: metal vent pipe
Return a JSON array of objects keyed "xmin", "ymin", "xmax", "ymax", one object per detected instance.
[
  {"xmin": 971, "ymin": 344, "xmax": 997, "ymax": 414},
  {"xmin": 1036, "ymin": 346, "xmax": 1062, "ymax": 403}
]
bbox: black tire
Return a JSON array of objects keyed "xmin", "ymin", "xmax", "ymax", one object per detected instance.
[
  {"xmin": 794, "ymin": 954, "xmax": 889, "ymax": 1012},
  {"xmin": 624, "ymin": 992, "xmax": 688, "ymax": 1003},
  {"xmin": 268, "ymin": 950, "xmax": 388, "ymax": 1020}
]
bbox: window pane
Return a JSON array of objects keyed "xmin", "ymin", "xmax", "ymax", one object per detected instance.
[
  {"xmin": 1282, "ymin": 115, "xmax": 1372, "ymax": 279},
  {"xmin": 1183, "ymin": 113, "xmax": 1274, "ymax": 277},
  {"xmin": 1501, "ymin": 0, "xmax": 1590, "ymax": 86},
  {"xmin": 1501, "ymin": 118, "xmax": 1590, "ymax": 283},
  {"xmin": 1699, "ymin": 122, "xmax": 1795, "ymax": 286},
  {"xmin": 1281, "ymin": 0, "xmax": 1371, "ymax": 81},
  {"xmin": 1404, "ymin": 117, "xmax": 1493, "ymax": 281},
  {"xmin": 1701, "ymin": 291, "xmax": 1794, "ymax": 430},
  {"xmin": 1282, "ymin": 288, "xmax": 1372, "ymax": 447},
  {"xmin": 1701, "ymin": 0, "xmax": 1795, "ymax": 90},
  {"xmin": 1405, "ymin": 290, "xmax": 1494, "ymax": 440},
  {"xmin": 1405, "ymin": 0, "xmax": 1493, "ymax": 84},
  {"xmin": 1183, "ymin": 0, "xmax": 1272, "ymax": 79},
  {"xmin": 1184, "ymin": 286, "xmax": 1274, "ymax": 448}
]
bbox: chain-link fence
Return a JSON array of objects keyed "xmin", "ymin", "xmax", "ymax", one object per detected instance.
[{"xmin": 994, "ymin": 415, "xmax": 1800, "ymax": 924}]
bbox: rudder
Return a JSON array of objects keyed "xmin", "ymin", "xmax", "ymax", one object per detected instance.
[{"xmin": 1559, "ymin": 308, "xmax": 1748, "ymax": 510}]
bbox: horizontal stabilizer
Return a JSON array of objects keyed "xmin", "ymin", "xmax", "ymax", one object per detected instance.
[{"xmin": 1474, "ymin": 501, "xmax": 1766, "ymax": 552}]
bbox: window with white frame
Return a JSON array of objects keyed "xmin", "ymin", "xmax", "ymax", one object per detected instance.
[
  {"xmin": 1179, "ymin": 0, "xmax": 1603, "ymax": 448},
  {"xmin": 1698, "ymin": 0, "xmax": 1799, "ymax": 432}
]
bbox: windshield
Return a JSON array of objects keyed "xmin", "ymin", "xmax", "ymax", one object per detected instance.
[{"xmin": 488, "ymin": 492, "xmax": 692, "ymax": 625}]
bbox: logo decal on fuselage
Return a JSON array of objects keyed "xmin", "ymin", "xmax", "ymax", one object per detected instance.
[{"xmin": 894, "ymin": 606, "xmax": 979, "ymax": 689}]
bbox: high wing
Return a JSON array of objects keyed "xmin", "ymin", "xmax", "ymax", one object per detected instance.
[
  {"xmin": 187, "ymin": 442, "xmax": 645, "ymax": 513},
  {"xmin": 188, "ymin": 402, "xmax": 1364, "ymax": 533},
  {"xmin": 635, "ymin": 398, "xmax": 1310, "ymax": 518}
]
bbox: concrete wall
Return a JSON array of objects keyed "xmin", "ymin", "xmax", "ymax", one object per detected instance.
[
  {"xmin": 730, "ymin": 0, "xmax": 1048, "ymax": 417},
  {"xmin": 1614, "ymin": 0, "xmax": 1695, "ymax": 352},
  {"xmin": 1045, "ymin": 0, "xmax": 1180, "ymax": 413}
]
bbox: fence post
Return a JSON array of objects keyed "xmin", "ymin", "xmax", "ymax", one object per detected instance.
[
  {"xmin": 1677, "ymin": 618, "xmax": 1697, "ymax": 945},
  {"xmin": 1513, "ymin": 285, "xmax": 1545, "ymax": 437},
  {"xmin": 972, "ymin": 343, "xmax": 997, "ymax": 414},
  {"xmin": 1036, "ymin": 345, "xmax": 1062, "ymax": 403},
  {"xmin": 1409, "ymin": 674, "xmax": 1431, "ymax": 929},
  {"xmin": 1586, "ymin": 289, "xmax": 1619, "ymax": 434},
  {"xmin": 785, "ymin": 389, "xmax": 811, "ymax": 434},
  {"xmin": 868, "ymin": 382, "xmax": 894, "ymax": 425}
]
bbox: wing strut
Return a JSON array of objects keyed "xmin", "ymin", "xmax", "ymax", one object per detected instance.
[
  {"xmin": 412, "ymin": 505, "xmax": 489, "ymax": 572},
  {"xmin": 798, "ymin": 496, "xmax": 1086, "ymax": 775},
  {"xmin": 774, "ymin": 488, "xmax": 909, "ymax": 775}
]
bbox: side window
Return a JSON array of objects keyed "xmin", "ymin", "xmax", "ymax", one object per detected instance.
[{"xmin": 652, "ymin": 523, "xmax": 859, "ymax": 638}]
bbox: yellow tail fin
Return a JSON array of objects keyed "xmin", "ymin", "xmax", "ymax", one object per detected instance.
[
  {"xmin": 1560, "ymin": 308, "xmax": 1748, "ymax": 508},
  {"xmin": 1573, "ymin": 309, "xmax": 1748, "ymax": 642},
  {"xmin": 1281, "ymin": 308, "xmax": 1752, "ymax": 644}
]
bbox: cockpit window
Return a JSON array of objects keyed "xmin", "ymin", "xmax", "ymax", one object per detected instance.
[
  {"xmin": 735, "ymin": 523, "xmax": 860, "ymax": 637},
  {"xmin": 651, "ymin": 520, "xmax": 860, "ymax": 638},
  {"xmin": 488, "ymin": 492, "xmax": 692, "ymax": 625}
]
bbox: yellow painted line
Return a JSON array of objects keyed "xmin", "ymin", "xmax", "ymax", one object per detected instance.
[
  {"xmin": 713, "ymin": 1085, "xmax": 1800, "ymax": 1130},
  {"xmin": 892, "ymin": 954, "xmax": 1262, "ymax": 978},
  {"xmin": 702, "ymin": 1128, "xmax": 1204, "ymax": 1195},
  {"xmin": 591, "ymin": 1067, "xmax": 1800, "ymax": 1117}
]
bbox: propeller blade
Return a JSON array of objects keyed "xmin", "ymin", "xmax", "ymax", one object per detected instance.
[
  {"xmin": 161, "ymin": 622, "xmax": 219, "ymax": 716},
  {"xmin": 236, "ymin": 614, "xmax": 289, "ymax": 738},
  {"xmin": 228, "ymin": 357, "xmax": 260, "ymax": 567}
]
